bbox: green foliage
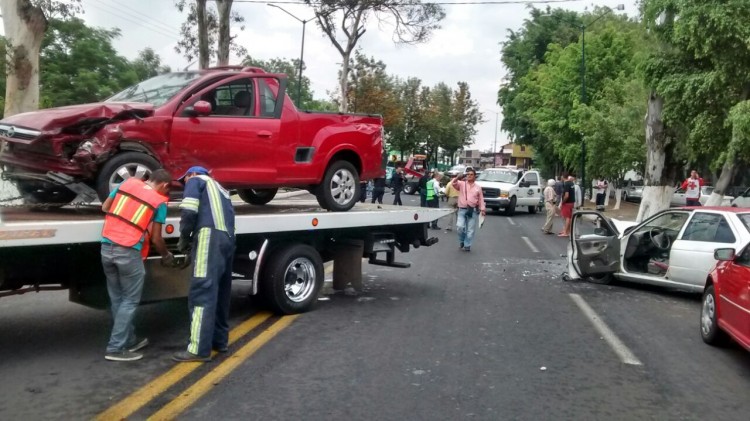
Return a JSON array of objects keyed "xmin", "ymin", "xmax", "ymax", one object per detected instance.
[
  {"xmin": 643, "ymin": 0, "xmax": 750, "ymax": 174},
  {"xmin": 241, "ymin": 55, "xmax": 313, "ymax": 108},
  {"xmin": 174, "ymin": 0, "xmax": 246, "ymax": 65}
]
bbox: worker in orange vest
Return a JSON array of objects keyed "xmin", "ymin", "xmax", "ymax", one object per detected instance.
[{"xmin": 100, "ymin": 169, "xmax": 174, "ymax": 362}]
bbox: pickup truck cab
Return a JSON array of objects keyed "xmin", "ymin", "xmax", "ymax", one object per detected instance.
[
  {"xmin": 0, "ymin": 66, "xmax": 384, "ymax": 211},
  {"xmin": 475, "ymin": 167, "xmax": 542, "ymax": 216}
]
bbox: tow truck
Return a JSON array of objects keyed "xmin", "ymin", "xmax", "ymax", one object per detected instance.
[{"xmin": 0, "ymin": 194, "xmax": 449, "ymax": 314}]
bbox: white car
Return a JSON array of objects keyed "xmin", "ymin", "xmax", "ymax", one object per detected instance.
[
  {"xmin": 671, "ymin": 186, "xmax": 733, "ymax": 207},
  {"xmin": 566, "ymin": 207, "xmax": 750, "ymax": 292},
  {"xmin": 730, "ymin": 186, "xmax": 750, "ymax": 208},
  {"xmin": 476, "ymin": 167, "xmax": 542, "ymax": 216}
]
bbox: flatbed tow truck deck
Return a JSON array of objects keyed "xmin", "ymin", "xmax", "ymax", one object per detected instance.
[{"xmin": 0, "ymin": 200, "xmax": 450, "ymax": 314}]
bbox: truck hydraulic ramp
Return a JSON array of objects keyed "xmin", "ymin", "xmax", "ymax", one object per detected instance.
[{"xmin": 0, "ymin": 200, "xmax": 449, "ymax": 314}]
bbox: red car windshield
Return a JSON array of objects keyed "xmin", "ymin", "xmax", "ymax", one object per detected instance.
[{"xmin": 107, "ymin": 72, "xmax": 203, "ymax": 107}]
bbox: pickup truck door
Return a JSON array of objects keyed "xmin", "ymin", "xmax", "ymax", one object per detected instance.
[
  {"xmin": 171, "ymin": 74, "xmax": 284, "ymax": 186},
  {"xmin": 569, "ymin": 211, "xmax": 621, "ymax": 278},
  {"xmin": 517, "ymin": 172, "xmax": 541, "ymax": 206}
]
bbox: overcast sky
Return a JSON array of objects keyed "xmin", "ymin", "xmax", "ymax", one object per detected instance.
[{"xmin": 5, "ymin": 0, "xmax": 636, "ymax": 152}]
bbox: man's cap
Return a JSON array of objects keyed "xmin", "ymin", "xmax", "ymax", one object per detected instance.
[{"xmin": 178, "ymin": 166, "xmax": 209, "ymax": 181}]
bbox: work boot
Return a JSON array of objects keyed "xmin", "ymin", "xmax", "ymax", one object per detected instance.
[
  {"xmin": 172, "ymin": 351, "xmax": 211, "ymax": 362},
  {"xmin": 105, "ymin": 350, "xmax": 143, "ymax": 362}
]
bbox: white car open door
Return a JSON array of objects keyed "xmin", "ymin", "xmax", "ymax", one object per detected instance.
[{"xmin": 568, "ymin": 211, "xmax": 621, "ymax": 281}]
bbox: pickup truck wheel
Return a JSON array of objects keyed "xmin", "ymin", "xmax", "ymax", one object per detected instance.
[
  {"xmin": 96, "ymin": 152, "xmax": 160, "ymax": 201},
  {"xmin": 261, "ymin": 243, "xmax": 323, "ymax": 314},
  {"xmin": 403, "ymin": 182, "xmax": 417, "ymax": 195},
  {"xmin": 503, "ymin": 196, "xmax": 516, "ymax": 216},
  {"xmin": 237, "ymin": 188, "xmax": 278, "ymax": 205},
  {"xmin": 17, "ymin": 181, "xmax": 77, "ymax": 207},
  {"xmin": 528, "ymin": 205, "xmax": 537, "ymax": 214},
  {"xmin": 317, "ymin": 160, "xmax": 359, "ymax": 212}
]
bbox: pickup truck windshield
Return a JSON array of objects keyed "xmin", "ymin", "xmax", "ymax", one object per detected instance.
[
  {"xmin": 478, "ymin": 170, "xmax": 518, "ymax": 184},
  {"xmin": 106, "ymin": 72, "xmax": 203, "ymax": 107}
]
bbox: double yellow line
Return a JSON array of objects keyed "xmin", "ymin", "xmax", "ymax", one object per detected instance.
[{"xmin": 97, "ymin": 312, "xmax": 298, "ymax": 420}]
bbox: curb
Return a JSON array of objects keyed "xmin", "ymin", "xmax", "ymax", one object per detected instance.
[{"xmin": 275, "ymin": 189, "xmax": 311, "ymax": 199}]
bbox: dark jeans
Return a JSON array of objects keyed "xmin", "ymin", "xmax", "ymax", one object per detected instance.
[
  {"xmin": 371, "ymin": 188, "xmax": 384, "ymax": 204},
  {"xmin": 596, "ymin": 193, "xmax": 605, "ymax": 208},
  {"xmin": 427, "ymin": 197, "xmax": 440, "ymax": 227},
  {"xmin": 393, "ymin": 187, "xmax": 403, "ymax": 205},
  {"xmin": 686, "ymin": 198, "xmax": 702, "ymax": 206},
  {"xmin": 420, "ymin": 191, "xmax": 427, "ymax": 207}
]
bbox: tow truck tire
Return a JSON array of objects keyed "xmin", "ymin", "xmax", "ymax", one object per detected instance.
[
  {"xmin": 403, "ymin": 183, "xmax": 417, "ymax": 195},
  {"xmin": 503, "ymin": 196, "xmax": 516, "ymax": 216},
  {"xmin": 237, "ymin": 188, "xmax": 278, "ymax": 205},
  {"xmin": 96, "ymin": 152, "xmax": 160, "ymax": 201},
  {"xmin": 316, "ymin": 160, "xmax": 359, "ymax": 212},
  {"xmin": 17, "ymin": 181, "xmax": 77, "ymax": 207},
  {"xmin": 261, "ymin": 243, "xmax": 324, "ymax": 315}
]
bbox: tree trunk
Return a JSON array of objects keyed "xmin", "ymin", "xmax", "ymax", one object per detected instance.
[
  {"xmin": 613, "ymin": 187, "xmax": 622, "ymax": 210},
  {"xmin": 637, "ymin": 92, "xmax": 675, "ymax": 222},
  {"xmin": 1, "ymin": 0, "xmax": 47, "ymax": 117},
  {"xmin": 705, "ymin": 157, "xmax": 735, "ymax": 206},
  {"xmin": 339, "ymin": 50, "xmax": 351, "ymax": 113},
  {"xmin": 197, "ymin": 0, "xmax": 209, "ymax": 69},
  {"xmin": 215, "ymin": 0, "xmax": 232, "ymax": 66}
]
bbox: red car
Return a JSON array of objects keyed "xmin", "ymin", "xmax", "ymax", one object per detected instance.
[
  {"xmin": 0, "ymin": 66, "xmax": 384, "ymax": 211},
  {"xmin": 700, "ymin": 246, "xmax": 750, "ymax": 352}
]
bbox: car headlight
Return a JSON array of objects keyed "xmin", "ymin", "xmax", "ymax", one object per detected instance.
[{"xmin": 500, "ymin": 191, "xmax": 509, "ymax": 198}]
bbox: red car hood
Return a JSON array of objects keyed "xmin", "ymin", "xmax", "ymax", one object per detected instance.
[{"xmin": 0, "ymin": 102, "xmax": 154, "ymax": 134}]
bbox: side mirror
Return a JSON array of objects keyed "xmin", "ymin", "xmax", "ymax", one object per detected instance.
[
  {"xmin": 714, "ymin": 248, "xmax": 736, "ymax": 261},
  {"xmin": 519, "ymin": 181, "xmax": 529, "ymax": 188},
  {"xmin": 184, "ymin": 100, "xmax": 212, "ymax": 117}
]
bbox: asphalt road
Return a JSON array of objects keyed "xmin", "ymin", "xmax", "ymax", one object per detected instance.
[{"xmin": 1, "ymin": 191, "xmax": 749, "ymax": 420}]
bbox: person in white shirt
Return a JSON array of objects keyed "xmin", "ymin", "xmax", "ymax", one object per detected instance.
[{"xmin": 595, "ymin": 178, "xmax": 608, "ymax": 211}]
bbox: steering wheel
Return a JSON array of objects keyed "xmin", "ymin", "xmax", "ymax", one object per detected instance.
[{"xmin": 648, "ymin": 227, "xmax": 671, "ymax": 250}]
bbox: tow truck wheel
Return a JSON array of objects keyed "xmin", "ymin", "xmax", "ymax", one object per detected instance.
[
  {"xmin": 316, "ymin": 160, "xmax": 359, "ymax": 212},
  {"xmin": 261, "ymin": 243, "xmax": 324, "ymax": 314},
  {"xmin": 237, "ymin": 188, "xmax": 278, "ymax": 205},
  {"xmin": 403, "ymin": 183, "xmax": 417, "ymax": 195},
  {"xmin": 17, "ymin": 181, "xmax": 77, "ymax": 207},
  {"xmin": 96, "ymin": 152, "xmax": 160, "ymax": 201}
]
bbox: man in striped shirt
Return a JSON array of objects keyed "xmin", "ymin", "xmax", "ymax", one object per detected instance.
[{"xmin": 174, "ymin": 166, "xmax": 236, "ymax": 362}]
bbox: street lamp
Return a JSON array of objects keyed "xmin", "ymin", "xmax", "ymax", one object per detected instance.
[
  {"xmin": 267, "ymin": 3, "xmax": 314, "ymax": 107},
  {"xmin": 580, "ymin": 4, "xmax": 624, "ymax": 199}
]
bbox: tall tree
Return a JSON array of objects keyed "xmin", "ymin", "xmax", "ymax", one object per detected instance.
[
  {"xmin": 175, "ymin": 0, "xmax": 246, "ymax": 69},
  {"xmin": 0, "ymin": 0, "xmax": 81, "ymax": 116},
  {"xmin": 131, "ymin": 48, "xmax": 171, "ymax": 81},
  {"xmin": 307, "ymin": 0, "xmax": 445, "ymax": 112}
]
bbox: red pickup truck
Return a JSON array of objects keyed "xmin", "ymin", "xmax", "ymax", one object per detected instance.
[{"xmin": 0, "ymin": 66, "xmax": 384, "ymax": 211}]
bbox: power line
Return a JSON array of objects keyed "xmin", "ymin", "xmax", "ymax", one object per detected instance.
[
  {"xmin": 83, "ymin": 0, "xmax": 181, "ymax": 41},
  {"xmin": 92, "ymin": 0, "xmax": 180, "ymax": 35},
  {"xmin": 230, "ymin": 0, "xmax": 581, "ymax": 4}
]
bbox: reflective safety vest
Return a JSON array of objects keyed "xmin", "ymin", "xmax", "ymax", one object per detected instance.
[
  {"xmin": 426, "ymin": 179, "xmax": 437, "ymax": 200},
  {"xmin": 102, "ymin": 178, "xmax": 167, "ymax": 255}
]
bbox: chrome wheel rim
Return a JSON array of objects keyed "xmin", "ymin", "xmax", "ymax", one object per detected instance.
[
  {"xmin": 329, "ymin": 167, "xmax": 356, "ymax": 205},
  {"xmin": 109, "ymin": 163, "xmax": 152, "ymax": 192},
  {"xmin": 701, "ymin": 293, "xmax": 715, "ymax": 336},
  {"xmin": 284, "ymin": 257, "xmax": 317, "ymax": 303}
]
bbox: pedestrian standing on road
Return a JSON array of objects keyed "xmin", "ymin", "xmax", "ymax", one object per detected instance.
[
  {"xmin": 426, "ymin": 170, "xmax": 441, "ymax": 229},
  {"xmin": 681, "ymin": 170, "xmax": 704, "ymax": 206},
  {"xmin": 444, "ymin": 176, "xmax": 460, "ymax": 231},
  {"xmin": 391, "ymin": 166, "xmax": 404, "ymax": 206},
  {"xmin": 554, "ymin": 175, "xmax": 564, "ymax": 199},
  {"xmin": 595, "ymin": 178, "xmax": 608, "ymax": 211},
  {"xmin": 418, "ymin": 170, "xmax": 431, "ymax": 207},
  {"xmin": 359, "ymin": 180, "xmax": 368, "ymax": 203},
  {"xmin": 371, "ymin": 177, "xmax": 386, "ymax": 204},
  {"xmin": 100, "ymin": 169, "xmax": 175, "ymax": 362},
  {"xmin": 559, "ymin": 174, "xmax": 576, "ymax": 237},
  {"xmin": 542, "ymin": 179, "xmax": 557, "ymax": 235},
  {"xmin": 452, "ymin": 168, "xmax": 486, "ymax": 252},
  {"xmin": 572, "ymin": 175, "xmax": 582, "ymax": 210},
  {"xmin": 174, "ymin": 166, "xmax": 236, "ymax": 362}
]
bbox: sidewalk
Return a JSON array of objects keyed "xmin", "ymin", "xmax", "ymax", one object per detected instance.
[{"xmin": 579, "ymin": 200, "xmax": 639, "ymax": 222}]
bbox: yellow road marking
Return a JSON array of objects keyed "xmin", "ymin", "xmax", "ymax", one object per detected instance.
[
  {"xmin": 148, "ymin": 315, "xmax": 299, "ymax": 420},
  {"xmin": 96, "ymin": 311, "xmax": 272, "ymax": 420}
]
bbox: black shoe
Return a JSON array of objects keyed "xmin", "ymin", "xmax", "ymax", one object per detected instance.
[
  {"xmin": 213, "ymin": 345, "xmax": 229, "ymax": 353},
  {"xmin": 459, "ymin": 242, "xmax": 464, "ymax": 249},
  {"xmin": 463, "ymin": 247, "xmax": 471, "ymax": 252},
  {"xmin": 172, "ymin": 351, "xmax": 211, "ymax": 362},
  {"xmin": 128, "ymin": 337, "xmax": 149, "ymax": 353},
  {"xmin": 105, "ymin": 350, "xmax": 143, "ymax": 362}
]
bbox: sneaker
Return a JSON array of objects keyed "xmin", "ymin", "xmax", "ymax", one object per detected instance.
[
  {"xmin": 213, "ymin": 346, "xmax": 229, "ymax": 353},
  {"xmin": 128, "ymin": 337, "xmax": 149, "ymax": 353},
  {"xmin": 105, "ymin": 350, "xmax": 143, "ymax": 362},
  {"xmin": 172, "ymin": 351, "xmax": 211, "ymax": 362},
  {"xmin": 463, "ymin": 247, "xmax": 471, "ymax": 252}
]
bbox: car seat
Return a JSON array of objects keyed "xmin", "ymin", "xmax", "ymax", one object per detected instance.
[{"xmin": 230, "ymin": 91, "xmax": 252, "ymax": 116}]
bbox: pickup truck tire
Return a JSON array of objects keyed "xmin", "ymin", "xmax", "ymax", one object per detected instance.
[
  {"xmin": 317, "ymin": 160, "xmax": 359, "ymax": 212},
  {"xmin": 237, "ymin": 188, "xmax": 278, "ymax": 205},
  {"xmin": 528, "ymin": 205, "xmax": 537, "ymax": 214},
  {"xmin": 403, "ymin": 182, "xmax": 417, "ymax": 195},
  {"xmin": 261, "ymin": 243, "xmax": 324, "ymax": 314},
  {"xmin": 503, "ymin": 196, "xmax": 516, "ymax": 216},
  {"xmin": 17, "ymin": 181, "xmax": 77, "ymax": 207},
  {"xmin": 96, "ymin": 152, "xmax": 160, "ymax": 201}
]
